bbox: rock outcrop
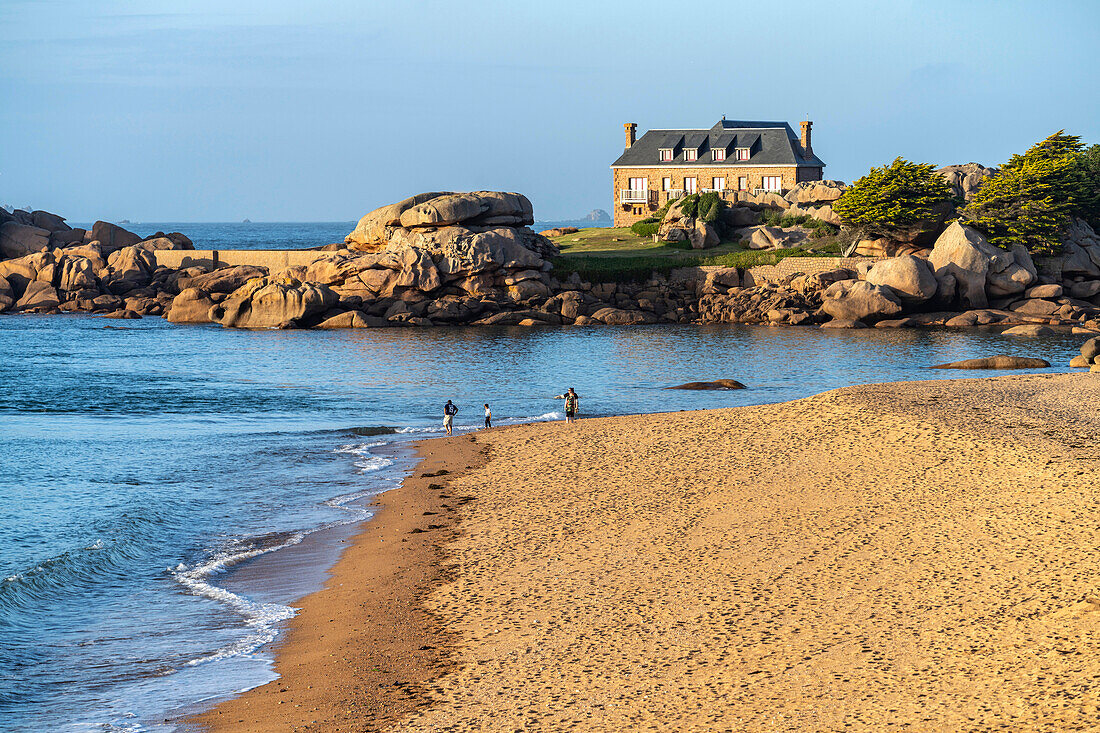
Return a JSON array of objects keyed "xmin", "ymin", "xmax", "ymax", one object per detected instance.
[
  {"xmin": 931, "ymin": 356, "xmax": 1050, "ymax": 369},
  {"xmin": 936, "ymin": 163, "xmax": 997, "ymax": 201},
  {"xmin": 210, "ymin": 276, "xmax": 339, "ymax": 329}
]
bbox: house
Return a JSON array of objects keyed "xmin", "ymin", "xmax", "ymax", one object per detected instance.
[{"xmin": 610, "ymin": 118, "xmax": 826, "ymax": 227}]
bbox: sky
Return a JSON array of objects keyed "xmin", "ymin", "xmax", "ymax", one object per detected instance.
[{"xmin": 1, "ymin": 0, "xmax": 1098, "ymax": 222}]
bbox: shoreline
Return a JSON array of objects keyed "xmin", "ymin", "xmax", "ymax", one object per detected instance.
[
  {"xmin": 185, "ymin": 434, "xmax": 488, "ymax": 733},
  {"xmin": 191, "ymin": 373, "xmax": 1100, "ymax": 731}
]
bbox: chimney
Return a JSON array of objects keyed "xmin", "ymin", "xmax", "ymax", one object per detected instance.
[
  {"xmin": 624, "ymin": 122, "xmax": 637, "ymax": 149},
  {"xmin": 799, "ymin": 120, "xmax": 813, "ymax": 157}
]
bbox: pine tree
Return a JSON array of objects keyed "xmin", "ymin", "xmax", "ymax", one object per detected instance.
[
  {"xmin": 962, "ymin": 131, "xmax": 1087, "ymax": 254},
  {"xmin": 832, "ymin": 157, "xmax": 954, "ymax": 237}
]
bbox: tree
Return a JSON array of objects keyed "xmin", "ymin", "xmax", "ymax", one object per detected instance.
[
  {"xmin": 832, "ymin": 157, "xmax": 954, "ymax": 238},
  {"xmin": 961, "ymin": 131, "xmax": 1087, "ymax": 254},
  {"xmin": 1075, "ymin": 144, "xmax": 1100, "ymax": 231}
]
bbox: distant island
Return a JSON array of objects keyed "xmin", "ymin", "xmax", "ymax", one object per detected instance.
[
  {"xmin": 242, "ymin": 219, "xmax": 252, "ymax": 224},
  {"xmin": 583, "ymin": 209, "xmax": 610, "ymax": 223}
]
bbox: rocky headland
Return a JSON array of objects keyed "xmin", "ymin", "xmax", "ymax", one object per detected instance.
[{"xmin": 2, "ymin": 189, "xmax": 1099, "ymax": 366}]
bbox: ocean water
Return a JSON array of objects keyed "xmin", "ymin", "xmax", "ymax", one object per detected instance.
[
  {"xmin": 0, "ymin": 309, "xmax": 1087, "ymax": 732},
  {"xmin": 67, "ymin": 219, "xmax": 607, "ymax": 251}
]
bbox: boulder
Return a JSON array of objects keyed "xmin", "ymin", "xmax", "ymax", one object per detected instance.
[
  {"xmin": 1070, "ymin": 355, "xmax": 1091, "ymax": 368},
  {"xmin": 0, "ymin": 251, "xmax": 55, "ymax": 297},
  {"xmin": 135, "ymin": 236, "xmax": 187, "ymax": 251},
  {"xmin": 507, "ymin": 279, "xmax": 552, "ymax": 301},
  {"xmin": 0, "ymin": 222, "xmax": 50, "ymax": 259},
  {"xmin": 1081, "ymin": 336, "xmax": 1100, "ymax": 363},
  {"xmin": 718, "ymin": 206, "xmax": 759, "ymax": 228},
  {"xmin": 1010, "ymin": 298, "xmax": 1059, "ymax": 316},
  {"xmin": 316, "ymin": 310, "xmax": 387, "ymax": 329},
  {"xmin": 688, "ymin": 220, "xmax": 720, "ymax": 250},
  {"xmin": 15, "ymin": 280, "xmax": 60, "ymax": 310},
  {"xmin": 345, "ymin": 192, "xmax": 449, "ymax": 249},
  {"xmin": 1068, "ymin": 281, "xmax": 1100, "ymax": 299},
  {"xmin": 166, "ymin": 288, "xmax": 219, "ymax": 323},
  {"xmin": 388, "ymin": 225, "xmax": 554, "ymax": 276},
  {"xmin": 539, "ymin": 227, "xmax": 579, "ymax": 237},
  {"xmin": 865, "ymin": 255, "xmax": 937, "ymax": 302},
  {"xmin": 50, "ymin": 228, "xmax": 86, "ymax": 248},
  {"xmin": 0, "ymin": 275, "xmax": 13, "ymax": 312},
  {"xmin": 1001, "ymin": 324, "xmax": 1055, "ymax": 337},
  {"xmin": 185, "ymin": 265, "xmax": 267, "ymax": 294},
  {"xmin": 928, "ymin": 222, "xmax": 1009, "ymax": 308},
  {"xmin": 88, "ymin": 221, "xmax": 142, "ymax": 253},
  {"xmin": 936, "ymin": 163, "xmax": 997, "ymax": 201},
  {"xmin": 1025, "ymin": 283, "xmax": 1063, "ymax": 299},
  {"xmin": 210, "ymin": 276, "xmax": 338, "ymax": 329},
  {"xmin": 398, "ymin": 191, "xmax": 533, "ymax": 229},
  {"xmin": 666, "ymin": 379, "xmax": 746, "ymax": 390},
  {"xmin": 1056, "ymin": 219, "xmax": 1100, "ymax": 278},
  {"xmin": 821, "ymin": 280, "xmax": 903, "ymax": 322},
  {"xmin": 785, "ymin": 180, "xmax": 846, "ymax": 205},
  {"xmin": 103, "ymin": 246, "xmax": 156, "ymax": 294},
  {"xmin": 30, "ymin": 210, "xmax": 71, "ymax": 233},
  {"xmin": 931, "ymin": 356, "xmax": 1050, "ymax": 369},
  {"xmin": 57, "ymin": 255, "xmax": 99, "ymax": 292},
  {"xmin": 589, "ymin": 307, "xmax": 655, "ymax": 325}
]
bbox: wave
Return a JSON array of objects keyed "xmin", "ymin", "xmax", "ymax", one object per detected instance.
[{"xmin": 169, "ymin": 534, "xmax": 303, "ymax": 667}]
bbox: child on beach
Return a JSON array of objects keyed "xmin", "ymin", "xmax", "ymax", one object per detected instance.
[{"xmin": 484, "ymin": 404, "xmax": 492, "ymax": 429}]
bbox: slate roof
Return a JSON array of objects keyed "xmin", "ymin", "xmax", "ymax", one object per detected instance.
[{"xmin": 612, "ymin": 119, "xmax": 825, "ymax": 168}]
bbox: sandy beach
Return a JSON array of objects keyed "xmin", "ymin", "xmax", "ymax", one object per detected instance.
[{"xmin": 193, "ymin": 373, "xmax": 1100, "ymax": 732}]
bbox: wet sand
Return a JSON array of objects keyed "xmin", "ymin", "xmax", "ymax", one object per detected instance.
[
  {"xmin": 187, "ymin": 435, "xmax": 487, "ymax": 732},
  {"xmin": 195, "ymin": 373, "xmax": 1100, "ymax": 732}
]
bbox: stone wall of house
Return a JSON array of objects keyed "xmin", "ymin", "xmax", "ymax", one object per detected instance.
[{"xmin": 612, "ymin": 166, "xmax": 819, "ymax": 227}]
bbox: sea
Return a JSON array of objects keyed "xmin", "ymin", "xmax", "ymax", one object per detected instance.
[{"xmin": 0, "ymin": 222, "xmax": 1087, "ymax": 731}]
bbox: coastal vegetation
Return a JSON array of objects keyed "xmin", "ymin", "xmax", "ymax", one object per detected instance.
[
  {"xmin": 962, "ymin": 131, "xmax": 1100, "ymax": 254},
  {"xmin": 832, "ymin": 157, "xmax": 955, "ymax": 238}
]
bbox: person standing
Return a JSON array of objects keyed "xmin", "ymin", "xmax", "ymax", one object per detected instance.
[
  {"xmin": 557, "ymin": 387, "xmax": 579, "ymax": 423},
  {"xmin": 484, "ymin": 403, "xmax": 492, "ymax": 429},
  {"xmin": 443, "ymin": 399, "xmax": 458, "ymax": 436}
]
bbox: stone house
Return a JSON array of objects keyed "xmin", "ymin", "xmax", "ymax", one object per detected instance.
[{"xmin": 610, "ymin": 118, "xmax": 826, "ymax": 227}]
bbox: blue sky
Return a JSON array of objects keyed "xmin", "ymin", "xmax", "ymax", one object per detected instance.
[{"xmin": 1, "ymin": 0, "xmax": 1097, "ymax": 222}]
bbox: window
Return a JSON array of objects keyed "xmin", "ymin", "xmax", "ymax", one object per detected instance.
[
  {"xmin": 712, "ymin": 177, "xmax": 725, "ymax": 191},
  {"xmin": 712, "ymin": 148, "xmax": 726, "ymax": 162},
  {"xmin": 735, "ymin": 148, "xmax": 750, "ymax": 161},
  {"xmin": 684, "ymin": 148, "xmax": 698, "ymax": 162},
  {"xmin": 662, "ymin": 177, "xmax": 672, "ymax": 191},
  {"xmin": 684, "ymin": 177, "xmax": 697, "ymax": 194},
  {"xmin": 738, "ymin": 176, "xmax": 748, "ymax": 190},
  {"xmin": 659, "ymin": 149, "xmax": 673, "ymax": 162},
  {"xmin": 629, "ymin": 177, "xmax": 648, "ymax": 192},
  {"xmin": 762, "ymin": 176, "xmax": 782, "ymax": 192}
]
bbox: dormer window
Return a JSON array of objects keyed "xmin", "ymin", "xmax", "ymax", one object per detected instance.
[
  {"xmin": 712, "ymin": 149, "xmax": 726, "ymax": 162},
  {"xmin": 735, "ymin": 148, "xmax": 751, "ymax": 161},
  {"xmin": 659, "ymin": 148, "xmax": 673, "ymax": 162},
  {"xmin": 685, "ymin": 148, "xmax": 698, "ymax": 162}
]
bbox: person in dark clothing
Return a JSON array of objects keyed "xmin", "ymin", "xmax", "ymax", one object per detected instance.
[{"xmin": 443, "ymin": 399, "xmax": 458, "ymax": 435}]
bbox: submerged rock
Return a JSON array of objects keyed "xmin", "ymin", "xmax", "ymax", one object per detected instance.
[
  {"xmin": 666, "ymin": 380, "xmax": 746, "ymax": 390},
  {"xmin": 931, "ymin": 356, "xmax": 1050, "ymax": 369}
]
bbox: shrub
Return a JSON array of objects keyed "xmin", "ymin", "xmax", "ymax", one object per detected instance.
[
  {"xmin": 630, "ymin": 220, "xmax": 660, "ymax": 237},
  {"xmin": 833, "ymin": 157, "xmax": 954, "ymax": 237},
  {"xmin": 962, "ymin": 131, "xmax": 1090, "ymax": 254},
  {"xmin": 679, "ymin": 194, "xmax": 700, "ymax": 218}
]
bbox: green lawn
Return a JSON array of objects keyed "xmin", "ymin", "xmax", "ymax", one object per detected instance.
[{"xmin": 546, "ymin": 227, "xmax": 843, "ymax": 283}]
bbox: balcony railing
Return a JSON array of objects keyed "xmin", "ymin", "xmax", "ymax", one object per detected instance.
[
  {"xmin": 619, "ymin": 189, "xmax": 655, "ymax": 204},
  {"xmin": 665, "ymin": 189, "xmax": 685, "ymax": 201},
  {"xmin": 753, "ymin": 187, "xmax": 785, "ymax": 196}
]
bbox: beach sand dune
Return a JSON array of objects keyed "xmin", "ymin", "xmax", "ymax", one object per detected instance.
[{"xmin": 195, "ymin": 374, "xmax": 1100, "ymax": 732}]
